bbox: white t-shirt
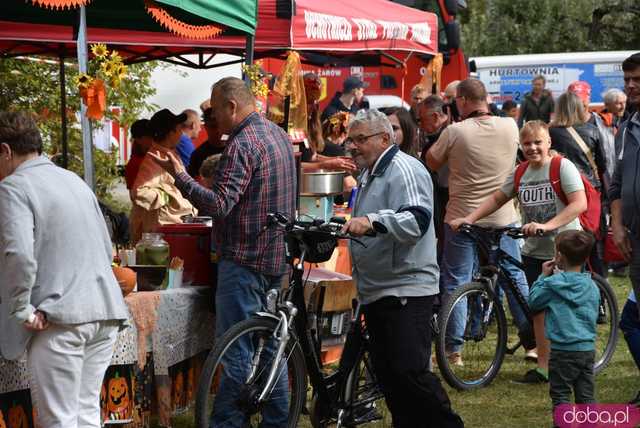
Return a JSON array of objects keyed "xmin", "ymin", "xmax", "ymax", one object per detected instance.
[{"xmin": 501, "ymin": 158, "xmax": 584, "ymax": 259}]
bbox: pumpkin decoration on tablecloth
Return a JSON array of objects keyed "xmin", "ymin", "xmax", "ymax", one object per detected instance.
[
  {"xmin": 112, "ymin": 266, "xmax": 136, "ymax": 296},
  {"xmin": 186, "ymin": 365, "xmax": 195, "ymax": 403},
  {"xmin": 172, "ymin": 371, "xmax": 185, "ymax": 409},
  {"xmin": 0, "ymin": 409, "xmax": 7, "ymax": 428},
  {"xmin": 107, "ymin": 372, "xmax": 131, "ymax": 420},
  {"xmin": 100, "ymin": 383, "xmax": 108, "ymax": 423},
  {"xmin": 7, "ymin": 403, "xmax": 28, "ymax": 428}
]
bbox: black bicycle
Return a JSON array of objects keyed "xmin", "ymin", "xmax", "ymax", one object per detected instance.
[
  {"xmin": 195, "ymin": 213, "xmax": 387, "ymax": 427},
  {"xmin": 434, "ymin": 224, "xmax": 619, "ymax": 390}
]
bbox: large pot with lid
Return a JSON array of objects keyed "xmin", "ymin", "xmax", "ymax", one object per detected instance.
[{"xmin": 300, "ymin": 170, "xmax": 345, "ymax": 196}]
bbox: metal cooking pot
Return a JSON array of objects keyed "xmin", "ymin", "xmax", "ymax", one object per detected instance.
[{"xmin": 301, "ymin": 170, "xmax": 345, "ymax": 196}]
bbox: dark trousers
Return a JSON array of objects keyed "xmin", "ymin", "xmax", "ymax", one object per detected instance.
[
  {"xmin": 363, "ymin": 295, "xmax": 464, "ymax": 428},
  {"xmin": 620, "ymin": 298, "xmax": 640, "ymax": 371},
  {"xmin": 549, "ymin": 349, "xmax": 595, "ymax": 407}
]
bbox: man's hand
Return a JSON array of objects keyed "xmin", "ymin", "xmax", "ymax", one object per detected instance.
[
  {"xmin": 541, "ymin": 259, "xmax": 556, "ymax": 277},
  {"xmin": 24, "ymin": 310, "xmax": 49, "ymax": 332},
  {"xmin": 342, "ymin": 216, "xmax": 373, "ymax": 237},
  {"xmin": 522, "ymin": 222, "xmax": 548, "ymax": 237},
  {"xmin": 611, "ymin": 222, "xmax": 632, "ymax": 262},
  {"xmin": 448, "ymin": 217, "xmax": 471, "ymax": 231},
  {"xmin": 148, "ymin": 150, "xmax": 185, "ymax": 177}
]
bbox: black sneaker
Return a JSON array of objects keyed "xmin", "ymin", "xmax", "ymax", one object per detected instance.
[
  {"xmin": 513, "ymin": 368, "xmax": 548, "ymax": 384},
  {"xmin": 629, "ymin": 390, "xmax": 640, "ymax": 406}
]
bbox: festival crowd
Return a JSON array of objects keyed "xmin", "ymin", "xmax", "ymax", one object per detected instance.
[{"xmin": 1, "ymin": 51, "xmax": 640, "ymax": 427}]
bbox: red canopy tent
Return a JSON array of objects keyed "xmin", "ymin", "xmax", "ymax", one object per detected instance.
[{"xmin": 0, "ymin": 0, "xmax": 438, "ymax": 66}]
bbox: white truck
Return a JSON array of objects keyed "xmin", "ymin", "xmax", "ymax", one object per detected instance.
[{"xmin": 470, "ymin": 50, "xmax": 636, "ymax": 107}]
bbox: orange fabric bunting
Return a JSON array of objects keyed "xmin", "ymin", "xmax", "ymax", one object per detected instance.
[
  {"xmin": 80, "ymin": 79, "xmax": 106, "ymax": 120},
  {"xmin": 29, "ymin": 0, "xmax": 91, "ymax": 9},
  {"xmin": 144, "ymin": 0, "xmax": 224, "ymax": 40}
]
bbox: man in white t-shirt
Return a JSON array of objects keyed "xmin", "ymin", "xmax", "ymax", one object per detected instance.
[{"xmin": 427, "ymin": 78, "xmax": 533, "ymax": 365}]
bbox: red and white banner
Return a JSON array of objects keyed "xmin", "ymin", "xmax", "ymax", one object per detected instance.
[{"xmin": 291, "ymin": 0, "xmax": 438, "ymax": 55}]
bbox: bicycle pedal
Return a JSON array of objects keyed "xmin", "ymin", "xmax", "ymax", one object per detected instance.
[{"xmin": 350, "ymin": 405, "xmax": 383, "ymax": 424}]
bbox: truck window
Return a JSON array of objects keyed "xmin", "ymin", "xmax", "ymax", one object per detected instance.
[{"xmin": 381, "ymin": 75, "xmax": 398, "ymax": 89}]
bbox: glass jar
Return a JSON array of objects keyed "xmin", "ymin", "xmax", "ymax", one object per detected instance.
[{"xmin": 135, "ymin": 233, "xmax": 170, "ymax": 266}]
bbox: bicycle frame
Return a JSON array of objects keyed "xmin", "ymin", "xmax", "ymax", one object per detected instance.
[{"xmin": 465, "ymin": 228, "xmax": 534, "ymax": 323}]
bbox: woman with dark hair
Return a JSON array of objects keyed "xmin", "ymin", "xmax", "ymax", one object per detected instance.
[
  {"xmin": 124, "ymin": 119, "xmax": 153, "ymax": 190},
  {"xmin": 385, "ymin": 107, "xmax": 419, "ymax": 157},
  {"xmin": 130, "ymin": 109, "xmax": 196, "ymax": 242}
]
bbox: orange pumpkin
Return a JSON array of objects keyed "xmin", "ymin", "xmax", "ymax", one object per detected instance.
[
  {"xmin": 7, "ymin": 403, "xmax": 27, "ymax": 428},
  {"xmin": 107, "ymin": 372, "xmax": 130, "ymax": 420},
  {"xmin": 112, "ymin": 266, "xmax": 136, "ymax": 296},
  {"xmin": 172, "ymin": 371, "xmax": 184, "ymax": 409},
  {"xmin": 0, "ymin": 409, "xmax": 7, "ymax": 428}
]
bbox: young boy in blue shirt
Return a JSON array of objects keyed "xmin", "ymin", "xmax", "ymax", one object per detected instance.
[{"xmin": 528, "ymin": 230, "xmax": 599, "ymax": 413}]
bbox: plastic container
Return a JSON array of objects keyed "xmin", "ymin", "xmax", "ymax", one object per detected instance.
[{"xmin": 156, "ymin": 224, "xmax": 216, "ymax": 287}]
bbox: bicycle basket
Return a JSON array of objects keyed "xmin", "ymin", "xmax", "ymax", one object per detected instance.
[{"xmin": 286, "ymin": 232, "xmax": 338, "ymax": 263}]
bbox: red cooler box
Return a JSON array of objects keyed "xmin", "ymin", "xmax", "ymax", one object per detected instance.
[{"xmin": 156, "ymin": 224, "xmax": 216, "ymax": 286}]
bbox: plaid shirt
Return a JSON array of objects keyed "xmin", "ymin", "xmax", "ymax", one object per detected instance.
[{"xmin": 175, "ymin": 112, "xmax": 296, "ymax": 276}]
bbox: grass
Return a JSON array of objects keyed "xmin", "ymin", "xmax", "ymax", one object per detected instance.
[{"xmin": 162, "ymin": 276, "xmax": 637, "ymax": 428}]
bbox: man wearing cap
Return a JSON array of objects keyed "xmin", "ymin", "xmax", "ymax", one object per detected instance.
[
  {"xmin": 130, "ymin": 108, "xmax": 196, "ymax": 243},
  {"xmin": 321, "ymin": 75, "xmax": 366, "ymax": 122}
]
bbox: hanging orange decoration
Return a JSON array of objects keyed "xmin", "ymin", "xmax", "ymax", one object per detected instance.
[
  {"xmin": 80, "ymin": 78, "xmax": 106, "ymax": 120},
  {"xmin": 29, "ymin": 0, "xmax": 91, "ymax": 9},
  {"xmin": 144, "ymin": 0, "xmax": 224, "ymax": 40}
]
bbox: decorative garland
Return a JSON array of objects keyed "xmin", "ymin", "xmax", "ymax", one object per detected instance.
[
  {"xmin": 29, "ymin": 0, "xmax": 91, "ymax": 9},
  {"xmin": 144, "ymin": 0, "xmax": 224, "ymax": 40}
]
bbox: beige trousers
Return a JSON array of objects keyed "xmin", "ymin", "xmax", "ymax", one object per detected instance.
[{"xmin": 27, "ymin": 321, "xmax": 118, "ymax": 428}]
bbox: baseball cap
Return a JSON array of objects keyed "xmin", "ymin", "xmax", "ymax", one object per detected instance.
[
  {"xmin": 568, "ymin": 81, "xmax": 592, "ymax": 103},
  {"xmin": 343, "ymin": 76, "xmax": 364, "ymax": 93},
  {"xmin": 149, "ymin": 108, "xmax": 187, "ymax": 139}
]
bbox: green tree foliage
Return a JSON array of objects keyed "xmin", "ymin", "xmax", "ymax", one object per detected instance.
[
  {"xmin": 0, "ymin": 57, "xmax": 158, "ymax": 201},
  {"xmin": 459, "ymin": 0, "xmax": 640, "ymax": 57}
]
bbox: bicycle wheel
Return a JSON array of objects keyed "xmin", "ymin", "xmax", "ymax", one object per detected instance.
[
  {"xmin": 195, "ymin": 316, "xmax": 307, "ymax": 428},
  {"xmin": 435, "ymin": 282, "xmax": 508, "ymax": 390},
  {"xmin": 591, "ymin": 273, "xmax": 618, "ymax": 374}
]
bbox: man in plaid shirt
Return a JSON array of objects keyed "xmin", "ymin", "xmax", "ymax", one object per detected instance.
[{"xmin": 151, "ymin": 77, "xmax": 296, "ymax": 426}]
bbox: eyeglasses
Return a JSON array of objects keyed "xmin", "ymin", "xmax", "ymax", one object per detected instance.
[{"xmin": 345, "ymin": 131, "xmax": 386, "ymax": 146}]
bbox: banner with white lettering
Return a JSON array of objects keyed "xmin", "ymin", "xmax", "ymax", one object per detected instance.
[{"xmin": 291, "ymin": 0, "xmax": 438, "ymax": 54}]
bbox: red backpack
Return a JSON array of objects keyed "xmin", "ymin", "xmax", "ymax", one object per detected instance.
[{"xmin": 513, "ymin": 155, "xmax": 601, "ymax": 238}]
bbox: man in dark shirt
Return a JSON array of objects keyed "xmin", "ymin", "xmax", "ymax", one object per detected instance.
[
  {"xmin": 518, "ymin": 75, "xmax": 555, "ymax": 128},
  {"xmin": 151, "ymin": 77, "xmax": 296, "ymax": 426},
  {"xmin": 187, "ymin": 107, "xmax": 226, "ymax": 178},
  {"xmin": 321, "ymin": 75, "xmax": 365, "ymax": 121}
]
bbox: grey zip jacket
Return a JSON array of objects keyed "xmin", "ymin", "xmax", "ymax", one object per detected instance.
[
  {"xmin": 350, "ymin": 144, "xmax": 439, "ymax": 305},
  {"xmin": 610, "ymin": 112, "xmax": 640, "ymax": 237}
]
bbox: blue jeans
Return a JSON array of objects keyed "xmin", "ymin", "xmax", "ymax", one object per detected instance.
[
  {"xmin": 620, "ymin": 298, "xmax": 640, "ymax": 371},
  {"xmin": 440, "ymin": 224, "xmax": 531, "ymax": 352},
  {"xmin": 211, "ymin": 260, "xmax": 288, "ymax": 428}
]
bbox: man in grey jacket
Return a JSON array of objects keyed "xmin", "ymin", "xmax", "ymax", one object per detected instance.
[
  {"xmin": 0, "ymin": 111, "xmax": 128, "ymax": 428},
  {"xmin": 342, "ymin": 109, "xmax": 463, "ymax": 427},
  {"xmin": 611, "ymin": 53, "xmax": 640, "ymax": 317}
]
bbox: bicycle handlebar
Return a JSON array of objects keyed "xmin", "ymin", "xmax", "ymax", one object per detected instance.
[
  {"xmin": 265, "ymin": 213, "xmax": 385, "ymax": 239},
  {"xmin": 458, "ymin": 223, "xmax": 544, "ymax": 240}
]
